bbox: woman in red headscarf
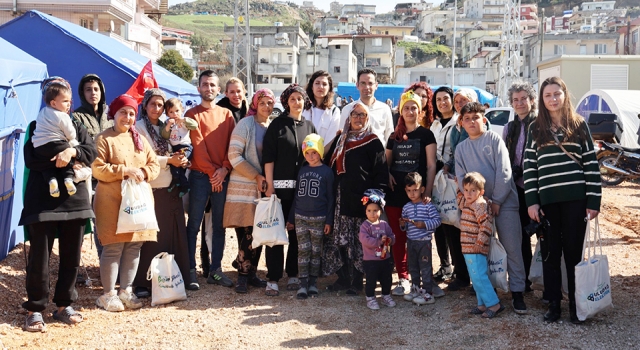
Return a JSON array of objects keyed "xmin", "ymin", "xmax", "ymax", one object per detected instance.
[{"xmin": 92, "ymin": 94, "xmax": 160, "ymax": 312}]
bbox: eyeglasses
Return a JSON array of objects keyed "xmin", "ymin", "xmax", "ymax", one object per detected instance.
[{"xmin": 351, "ymin": 112, "xmax": 367, "ymax": 119}]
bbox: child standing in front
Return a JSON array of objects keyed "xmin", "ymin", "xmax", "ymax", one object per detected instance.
[
  {"xmin": 359, "ymin": 189, "xmax": 396, "ymax": 310},
  {"xmin": 288, "ymin": 134, "xmax": 335, "ymax": 299},
  {"xmin": 32, "ymin": 77, "xmax": 79, "ymax": 197},
  {"xmin": 399, "ymin": 172, "xmax": 442, "ymax": 305},
  {"xmin": 457, "ymin": 172, "xmax": 505, "ymax": 318},
  {"xmin": 161, "ymin": 97, "xmax": 198, "ymax": 197}
]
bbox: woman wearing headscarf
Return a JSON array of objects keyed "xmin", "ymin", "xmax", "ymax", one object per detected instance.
[
  {"xmin": 20, "ymin": 77, "xmax": 97, "ymax": 331},
  {"xmin": 132, "ymin": 89, "xmax": 192, "ymax": 298},
  {"xmin": 223, "ymin": 88, "xmax": 275, "ymax": 293},
  {"xmin": 385, "ymin": 90, "xmax": 438, "ymax": 296},
  {"xmin": 92, "ymin": 94, "xmax": 160, "ymax": 312},
  {"xmin": 262, "ymin": 84, "xmax": 317, "ymax": 296},
  {"xmin": 323, "ymin": 102, "xmax": 388, "ymax": 295}
]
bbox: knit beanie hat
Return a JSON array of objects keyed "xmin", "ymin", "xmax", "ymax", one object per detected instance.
[
  {"xmin": 361, "ymin": 188, "xmax": 386, "ymax": 209},
  {"xmin": 399, "ymin": 90, "xmax": 422, "ymax": 113},
  {"xmin": 107, "ymin": 94, "xmax": 143, "ymax": 152},
  {"xmin": 302, "ymin": 133, "xmax": 325, "ymax": 159}
]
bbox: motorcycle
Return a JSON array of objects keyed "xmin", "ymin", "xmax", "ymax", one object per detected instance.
[{"xmin": 596, "ymin": 140, "xmax": 640, "ymax": 186}]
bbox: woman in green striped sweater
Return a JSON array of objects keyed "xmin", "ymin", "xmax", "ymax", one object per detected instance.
[{"xmin": 523, "ymin": 76, "xmax": 601, "ymax": 324}]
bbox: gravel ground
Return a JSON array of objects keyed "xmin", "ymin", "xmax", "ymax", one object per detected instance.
[{"xmin": 1, "ymin": 184, "xmax": 639, "ymax": 349}]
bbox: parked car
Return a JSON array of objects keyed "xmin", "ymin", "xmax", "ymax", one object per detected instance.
[
  {"xmin": 271, "ymin": 101, "xmax": 283, "ymax": 119},
  {"xmin": 485, "ymin": 107, "xmax": 515, "ymax": 136}
]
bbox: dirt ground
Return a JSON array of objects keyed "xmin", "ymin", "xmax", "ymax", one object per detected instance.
[{"xmin": 1, "ymin": 183, "xmax": 639, "ymax": 349}]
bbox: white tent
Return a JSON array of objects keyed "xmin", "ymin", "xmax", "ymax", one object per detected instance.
[{"xmin": 576, "ymin": 89, "xmax": 640, "ymax": 148}]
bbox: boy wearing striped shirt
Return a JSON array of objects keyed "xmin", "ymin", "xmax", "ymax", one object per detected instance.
[{"xmin": 399, "ymin": 172, "xmax": 441, "ymax": 305}]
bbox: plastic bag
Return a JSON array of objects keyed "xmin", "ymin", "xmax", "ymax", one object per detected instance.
[
  {"xmin": 487, "ymin": 222, "xmax": 509, "ymax": 292},
  {"xmin": 116, "ymin": 178, "xmax": 159, "ymax": 233},
  {"xmin": 252, "ymin": 195, "xmax": 289, "ymax": 248},
  {"xmin": 431, "ymin": 170, "xmax": 460, "ymax": 228}
]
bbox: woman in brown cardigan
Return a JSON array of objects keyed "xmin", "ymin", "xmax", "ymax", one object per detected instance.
[{"xmin": 92, "ymin": 94, "xmax": 160, "ymax": 312}]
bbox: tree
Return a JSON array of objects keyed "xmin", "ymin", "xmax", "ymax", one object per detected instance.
[
  {"xmin": 190, "ymin": 33, "xmax": 213, "ymax": 54},
  {"xmin": 156, "ymin": 50, "xmax": 193, "ymax": 82}
]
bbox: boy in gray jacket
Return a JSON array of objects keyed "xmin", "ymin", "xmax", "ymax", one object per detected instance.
[{"xmin": 454, "ymin": 102, "xmax": 528, "ymax": 315}]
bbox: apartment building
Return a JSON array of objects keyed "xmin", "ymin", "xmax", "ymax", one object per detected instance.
[
  {"xmin": 396, "ymin": 59, "xmax": 487, "ymax": 90},
  {"xmin": 395, "ymin": 2, "xmax": 432, "ymax": 16},
  {"xmin": 341, "ymin": 4, "xmax": 376, "ymax": 16},
  {"xmin": 618, "ymin": 18, "xmax": 640, "ymax": 55},
  {"xmin": 162, "ymin": 27, "xmax": 194, "ymax": 67},
  {"xmin": 299, "ymin": 38, "xmax": 358, "ymax": 84},
  {"xmin": 581, "ymin": 1, "xmax": 615, "ymax": 11},
  {"xmin": 523, "ymin": 32, "xmax": 619, "ymax": 81},
  {"xmin": 521, "ymin": 4, "xmax": 539, "ymax": 36},
  {"xmin": 0, "ymin": 0, "xmax": 167, "ymax": 60},
  {"xmin": 370, "ymin": 23, "xmax": 415, "ymax": 39},
  {"xmin": 223, "ymin": 24, "xmax": 310, "ymax": 96},
  {"xmin": 464, "ymin": 0, "xmax": 506, "ymax": 20}
]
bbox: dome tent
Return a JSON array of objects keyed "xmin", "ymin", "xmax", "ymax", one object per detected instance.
[
  {"xmin": 576, "ymin": 89, "xmax": 640, "ymax": 148},
  {"xmin": 0, "ymin": 38, "xmax": 48, "ymax": 260}
]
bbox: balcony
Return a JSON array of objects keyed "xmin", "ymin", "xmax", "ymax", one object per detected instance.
[
  {"xmin": 136, "ymin": 12, "xmax": 161, "ymax": 37},
  {"xmin": 101, "ymin": 31, "xmax": 135, "ymax": 49},
  {"xmin": 367, "ymin": 66, "xmax": 391, "ymax": 75},
  {"xmin": 256, "ymin": 63, "xmax": 295, "ymax": 75}
]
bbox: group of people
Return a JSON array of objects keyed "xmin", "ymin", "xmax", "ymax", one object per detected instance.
[{"xmin": 19, "ymin": 66, "xmax": 601, "ymax": 332}]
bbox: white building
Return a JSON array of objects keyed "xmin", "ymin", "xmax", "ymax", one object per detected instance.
[
  {"xmin": 463, "ymin": 0, "xmax": 506, "ymax": 20},
  {"xmin": 396, "ymin": 59, "xmax": 487, "ymax": 89},
  {"xmin": 162, "ymin": 27, "xmax": 195, "ymax": 67},
  {"xmin": 581, "ymin": 1, "xmax": 615, "ymax": 11},
  {"xmin": 341, "ymin": 4, "xmax": 376, "ymax": 16},
  {"xmin": 0, "ymin": 0, "xmax": 167, "ymax": 60},
  {"xmin": 330, "ymin": 1, "xmax": 342, "ymax": 16},
  {"xmin": 299, "ymin": 38, "xmax": 358, "ymax": 84}
]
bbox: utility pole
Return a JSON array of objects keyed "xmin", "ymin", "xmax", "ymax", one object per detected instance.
[
  {"xmin": 451, "ymin": 0, "xmax": 456, "ymax": 90},
  {"xmin": 497, "ymin": 0, "xmax": 522, "ymax": 106},
  {"xmin": 232, "ymin": 0, "xmax": 252, "ymax": 96}
]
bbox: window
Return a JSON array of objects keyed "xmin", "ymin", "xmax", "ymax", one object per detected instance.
[
  {"xmin": 80, "ymin": 18, "xmax": 88, "ymax": 28},
  {"xmin": 287, "ymin": 53, "xmax": 293, "ymax": 63},
  {"xmin": 594, "ymin": 44, "xmax": 607, "ymax": 54},
  {"xmin": 306, "ymin": 54, "xmax": 315, "ymax": 66},
  {"xmin": 365, "ymin": 58, "xmax": 381, "ymax": 67},
  {"xmin": 254, "ymin": 37, "xmax": 262, "ymax": 46},
  {"xmin": 336, "ymin": 45, "xmax": 341, "ymax": 49},
  {"xmin": 553, "ymin": 45, "xmax": 566, "ymax": 55},
  {"xmin": 372, "ymin": 38, "xmax": 382, "ymax": 46},
  {"xmin": 334, "ymin": 66, "xmax": 341, "ymax": 73},
  {"xmin": 272, "ymin": 53, "xmax": 281, "ymax": 64},
  {"xmin": 579, "ymin": 45, "xmax": 587, "ymax": 55}
]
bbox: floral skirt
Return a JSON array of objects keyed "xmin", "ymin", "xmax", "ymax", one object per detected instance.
[{"xmin": 322, "ymin": 188, "xmax": 365, "ymax": 276}]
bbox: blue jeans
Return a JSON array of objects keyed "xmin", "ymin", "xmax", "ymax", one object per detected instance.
[
  {"xmin": 186, "ymin": 170, "xmax": 228, "ymax": 272},
  {"xmin": 464, "ymin": 254, "xmax": 500, "ymax": 308}
]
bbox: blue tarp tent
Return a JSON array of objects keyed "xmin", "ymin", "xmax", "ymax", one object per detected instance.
[
  {"xmin": 337, "ymin": 83, "xmax": 496, "ymax": 108},
  {"xmin": 0, "ymin": 38, "xmax": 48, "ymax": 261},
  {"xmin": 0, "ymin": 10, "xmax": 199, "ymax": 109}
]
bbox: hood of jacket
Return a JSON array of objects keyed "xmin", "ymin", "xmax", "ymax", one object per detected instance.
[{"xmin": 76, "ymin": 73, "xmax": 107, "ymax": 116}]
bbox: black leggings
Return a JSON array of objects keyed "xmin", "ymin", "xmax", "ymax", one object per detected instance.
[
  {"xmin": 264, "ymin": 198, "xmax": 298, "ymax": 281},
  {"xmin": 363, "ymin": 259, "xmax": 394, "ymax": 297},
  {"xmin": 541, "ymin": 199, "xmax": 588, "ymax": 303},
  {"xmin": 23, "ymin": 219, "xmax": 86, "ymax": 312},
  {"xmin": 443, "ymin": 224, "xmax": 469, "ymax": 283}
]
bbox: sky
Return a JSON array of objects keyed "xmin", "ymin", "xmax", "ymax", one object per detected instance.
[{"xmin": 168, "ymin": 0, "xmax": 445, "ymax": 15}]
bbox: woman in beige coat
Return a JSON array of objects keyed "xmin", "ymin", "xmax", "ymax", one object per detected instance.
[{"xmin": 92, "ymin": 94, "xmax": 160, "ymax": 312}]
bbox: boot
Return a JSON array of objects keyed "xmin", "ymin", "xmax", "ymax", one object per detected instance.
[
  {"xmin": 544, "ymin": 300, "xmax": 561, "ymax": 323},
  {"xmin": 327, "ymin": 265, "xmax": 349, "ymax": 291},
  {"xmin": 569, "ymin": 300, "xmax": 584, "ymax": 324},
  {"xmin": 512, "ymin": 292, "xmax": 528, "ymax": 315},
  {"xmin": 235, "ymin": 275, "xmax": 248, "ymax": 294}
]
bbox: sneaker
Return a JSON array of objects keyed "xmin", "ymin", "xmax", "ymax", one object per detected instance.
[
  {"xmin": 446, "ymin": 279, "xmax": 470, "ymax": 291},
  {"xmin": 380, "ymin": 294, "xmax": 396, "ymax": 307},
  {"xmin": 207, "ymin": 268, "xmax": 234, "ymax": 287},
  {"xmin": 512, "ymin": 292, "xmax": 528, "ymax": 315},
  {"xmin": 366, "ymin": 296, "xmax": 380, "ymax": 310},
  {"xmin": 49, "ymin": 178, "xmax": 60, "ymax": 197},
  {"xmin": 118, "ymin": 289, "xmax": 143, "ymax": 309},
  {"xmin": 392, "ymin": 278, "xmax": 410, "ymax": 296},
  {"xmin": 96, "ymin": 291, "xmax": 125, "ymax": 312},
  {"xmin": 413, "ymin": 289, "xmax": 436, "ymax": 305},
  {"xmin": 247, "ymin": 274, "xmax": 267, "ymax": 288},
  {"xmin": 64, "ymin": 178, "xmax": 77, "ymax": 196},
  {"xmin": 434, "ymin": 266, "xmax": 453, "ymax": 282},
  {"xmin": 186, "ymin": 269, "xmax": 200, "ymax": 290},
  {"xmin": 432, "ymin": 284, "xmax": 445, "ymax": 298},
  {"xmin": 404, "ymin": 284, "xmax": 421, "ymax": 302}
]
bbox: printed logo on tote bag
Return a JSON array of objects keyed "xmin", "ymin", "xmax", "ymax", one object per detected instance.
[{"xmin": 587, "ymin": 281, "xmax": 611, "ymax": 302}]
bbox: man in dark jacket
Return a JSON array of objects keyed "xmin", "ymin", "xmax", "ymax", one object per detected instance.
[
  {"xmin": 71, "ymin": 74, "xmax": 111, "ymax": 264},
  {"xmin": 72, "ymin": 74, "xmax": 111, "ymax": 140}
]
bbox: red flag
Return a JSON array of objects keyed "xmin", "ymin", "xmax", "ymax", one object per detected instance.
[{"xmin": 125, "ymin": 60, "xmax": 159, "ymax": 104}]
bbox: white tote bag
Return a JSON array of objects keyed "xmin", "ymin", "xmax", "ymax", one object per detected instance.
[
  {"xmin": 431, "ymin": 170, "xmax": 460, "ymax": 228},
  {"xmin": 146, "ymin": 252, "xmax": 187, "ymax": 306},
  {"xmin": 116, "ymin": 179, "xmax": 159, "ymax": 234},
  {"xmin": 487, "ymin": 222, "xmax": 509, "ymax": 292},
  {"xmin": 575, "ymin": 217, "xmax": 613, "ymax": 321},
  {"xmin": 528, "ymin": 240, "xmax": 569, "ymax": 294},
  {"xmin": 252, "ymin": 195, "xmax": 289, "ymax": 248}
]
